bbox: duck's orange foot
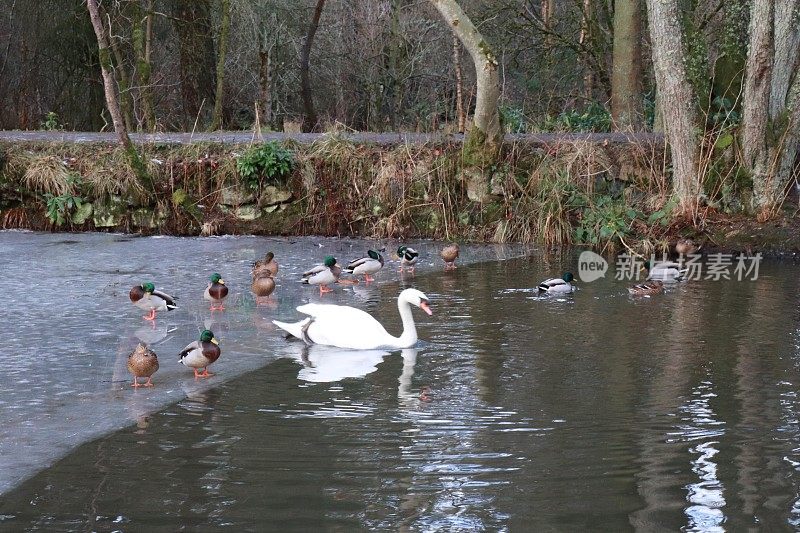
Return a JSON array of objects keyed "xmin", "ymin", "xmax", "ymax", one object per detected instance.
[{"xmin": 320, "ymin": 285, "xmax": 333, "ymax": 294}]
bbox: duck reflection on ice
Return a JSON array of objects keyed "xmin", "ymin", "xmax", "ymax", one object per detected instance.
[
  {"xmin": 347, "ymin": 281, "xmax": 380, "ymax": 305},
  {"xmin": 134, "ymin": 322, "xmax": 178, "ymax": 346}
]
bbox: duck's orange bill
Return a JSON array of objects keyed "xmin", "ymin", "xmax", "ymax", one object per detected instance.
[{"xmin": 420, "ymin": 301, "xmax": 433, "ymax": 315}]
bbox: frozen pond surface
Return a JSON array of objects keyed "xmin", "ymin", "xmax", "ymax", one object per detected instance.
[
  {"xmin": 5, "ymin": 231, "xmax": 800, "ymax": 530},
  {"xmin": 0, "ymin": 231, "xmax": 528, "ymax": 496}
]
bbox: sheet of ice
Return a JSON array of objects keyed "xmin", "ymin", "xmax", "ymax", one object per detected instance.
[{"xmin": 0, "ymin": 231, "xmax": 531, "ymax": 494}]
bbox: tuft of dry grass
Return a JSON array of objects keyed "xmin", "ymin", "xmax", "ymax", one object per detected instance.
[{"xmin": 22, "ymin": 155, "xmax": 74, "ymax": 195}]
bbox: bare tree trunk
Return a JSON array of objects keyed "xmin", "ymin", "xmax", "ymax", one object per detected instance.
[
  {"xmin": 258, "ymin": 36, "xmax": 274, "ymax": 128},
  {"xmin": 453, "ymin": 33, "xmax": 465, "ymax": 133},
  {"xmin": 580, "ymin": 0, "xmax": 594, "ymax": 100},
  {"xmin": 645, "ymin": 0, "xmax": 701, "ymax": 215},
  {"xmin": 301, "ymin": 0, "xmax": 326, "ymax": 132},
  {"xmin": 742, "ymin": 0, "xmax": 774, "ymax": 214},
  {"xmin": 172, "ymin": 0, "xmax": 216, "ymax": 129},
  {"xmin": 133, "ymin": 0, "xmax": 156, "ymax": 131},
  {"xmin": 430, "ymin": 0, "xmax": 502, "ymax": 166},
  {"xmin": 87, "ymin": 0, "xmax": 150, "ymax": 188},
  {"xmin": 611, "ymin": 0, "xmax": 643, "ymax": 130},
  {"xmin": 743, "ymin": 0, "xmax": 800, "ymax": 215},
  {"xmin": 87, "ymin": 0, "xmax": 132, "ymax": 149},
  {"xmin": 541, "ymin": 0, "xmax": 554, "ymax": 49},
  {"xmin": 108, "ymin": 27, "xmax": 134, "ymax": 133},
  {"xmin": 210, "ymin": 0, "xmax": 231, "ymax": 131}
]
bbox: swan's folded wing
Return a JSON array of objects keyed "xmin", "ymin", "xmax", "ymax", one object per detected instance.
[
  {"xmin": 296, "ymin": 303, "xmax": 374, "ymax": 321},
  {"xmin": 295, "ymin": 303, "xmax": 391, "ymax": 349}
]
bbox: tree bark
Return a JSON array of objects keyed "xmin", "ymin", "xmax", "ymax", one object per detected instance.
[
  {"xmin": 645, "ymin": 0, "xmax": 701, "ymax": 215},
  {"xmin": 133, "ymin": 0, "xmax": 156, "ymax": 131},
  {"xmin": 86, "ymin": 0, "xmax": 133, "ymax": 150},
  {"xmin": 172, "ymin": 0, "xmax": 216, "ymax": 129},
  {"xmin": 611, "ymin": 0, "xmax": 643, "ymax": 130},
  {"xmin": 580, "ymin": 0, "xmax": 594, "ymax": 99},
  {"xmin": 453, "ymin": 33, "xmax": 465, "ymax": 133},
  {"xmin": 541, "ymin": 0, "xmax": 554, "ymax": 50},
  {"xmin": 258, "ymin": 35, "xmax": 274, "ymax": 128},
  {"xmin": 210, "ymin": 0, "xmax": 231, "ymax": 131},
  {"xmin": 430, "ymin": 0, "xmax": 502, "ymax": 166},
  {"xmin": 108, "ymin": 24, "xmax": 134, "ymax": 133},
  {"xmin": 87, "ymin": 0, "xmax": 150, "ymax": 188},
  {"xmin": 742, "ymin": 0, "xmax": 774, "ymax": 213},
  {"xmin": 742, "ymin": 0, "xmax": 800, "ymax": 214},
  {"xmin": 300, "ymin": 0, "xmax": 326, "ymax": 132}
]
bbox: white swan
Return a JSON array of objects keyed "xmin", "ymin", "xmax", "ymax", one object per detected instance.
[{"xmin": 273, "ymin": 288, "xmax": 432, "ymax": 349}]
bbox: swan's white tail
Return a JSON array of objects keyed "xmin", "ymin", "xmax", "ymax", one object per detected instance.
[{"xmin": 273, "ymin": 318, "xmax": 313, "ymax": 341}]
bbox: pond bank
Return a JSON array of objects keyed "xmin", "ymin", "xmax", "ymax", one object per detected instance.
[{"xmin": 1, "ymin": 131, "xmax": 798, "ymax": 257}]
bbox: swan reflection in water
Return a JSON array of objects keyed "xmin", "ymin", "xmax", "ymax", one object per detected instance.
[{"xmin": 290, "ymin": 345, "xmax": 427, "ymax": 400}]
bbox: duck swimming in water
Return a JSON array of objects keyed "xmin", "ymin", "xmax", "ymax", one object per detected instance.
[{"xmin": 537, "ymin": 272, "xmax": 575, "ymax": 294}]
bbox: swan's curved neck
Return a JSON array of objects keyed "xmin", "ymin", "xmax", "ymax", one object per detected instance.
[{"xmin": 394, "ymin": 297, "xmax": 418, "ymax": 348}]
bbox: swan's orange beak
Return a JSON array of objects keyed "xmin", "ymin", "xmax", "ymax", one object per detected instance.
[{"xmin": 419, "ymin": 301, "xmax": 433, "ymax": 315}]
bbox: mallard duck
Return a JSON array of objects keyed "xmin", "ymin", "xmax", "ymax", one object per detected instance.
[
  {"xmin": 179, "ymin": 329, "xmax": 221, "ymax": 378},
  {"xmin": 537, "ymin": 272, "xmax": 575, "ymax": 293},
  {"xmin": 274, "ymin": 288, "xmax": 432, "ymax": 349},
  {"xmin": 127, "ymin": 342, "xmax": 159, "ymax": 388},
  {"xmin": 203, "ymin": 272, "xmax": 229, "ymax": 310},
  {"xmin": 645, "ymin": 261, "xmax": 686, "ymax": 281},
  {"xmin": 397, "ymin": 245, "xmax": 419, "ymax": 273},
  {"xmin": 254, "ymin": 251, "xmax": 279, "ymax": 277},
  {"xmin": 675, "ymin": 238, "xmax": 701, "ymax": 256},
  {"xmin": 302, "ymin": 255, "xmax": 341, "ymax": 294},
  {"xmin": 628, "ymin": 280, "xmax": 664, "ymax": 296},
  {"xmin": 440, "ymin": 243, "xmax": 459, "ymax": 270},
  {"xmin": 251, "ymin": 271, "xmax": 276, "ymax": 303},
  {"xmin": 129, "ymin": 282, "xmax": 178, "ymax": 320},
  {"xmin": 344, "ymin": 249, "xmax": 384, "ymax": 282}
]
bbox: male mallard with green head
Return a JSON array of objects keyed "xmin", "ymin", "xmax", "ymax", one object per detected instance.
[
  {"xmin": 344, "ymin": 249, "xmax": 384, "ymax": 282},
  {"xmin": 537, "ymin": 272, "xmax": 575, "ymax": 293},
  {"xmin": 628, "ymin": 280, "xmax": 664, "ymax": 296},
  {"xmin": 301, "ymin": 255, "xmax": 341, "ymax": 294},
  {"xmin": 440, "ymin": 243, "xmax": 459, "ymax": 271},
  {"xmin": 397, "ymin": 245, "xmax": 420, "ymax": 273},
  {"xmin": 129, "ymin": 282, "xmax": 178, "ymax": 320},
  {"xmin": 204, "ymin": 273, "xmax": 229, "ymax": 310},
  {"xmin": 179, "ymin": 329, "xmax": 221, "ymax": 378},
  {"xmin": 127, "ymin": 342, "xmax": 159, "ymax": 387}
]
